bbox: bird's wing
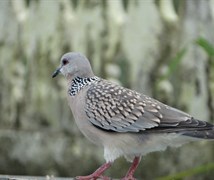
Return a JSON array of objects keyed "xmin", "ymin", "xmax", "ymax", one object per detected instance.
[{"xmin": 85, "ymin": 80, "xmax": 211, "ymax": 133}]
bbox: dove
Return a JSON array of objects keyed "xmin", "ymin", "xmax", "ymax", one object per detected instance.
[{"xmin": 52, "ymin": 52, "xmax": 214, "ymax": 180}]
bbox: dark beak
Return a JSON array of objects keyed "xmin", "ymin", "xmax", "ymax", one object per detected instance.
[{"xmin": 52, "ymin": 67, "xmax": 61, "ymax": 78}]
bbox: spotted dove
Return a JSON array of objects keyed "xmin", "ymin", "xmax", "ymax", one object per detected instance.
[{"xmin": 52, "ymin": 52, "xmax": 214, "ymax": 180}]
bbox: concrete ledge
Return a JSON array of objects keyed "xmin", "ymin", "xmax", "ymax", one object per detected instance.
[{"xmin": 0, "ymin": 175, "xmax": 74, "ymax": 180}]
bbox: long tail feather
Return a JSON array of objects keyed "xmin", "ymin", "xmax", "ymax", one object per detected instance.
[{"xmin": 182, "ymin": 128, "xmax": 214, "ymax": 139}]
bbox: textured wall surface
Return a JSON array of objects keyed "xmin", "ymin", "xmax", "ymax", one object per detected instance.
[{"xmin": 0, "ymin": 0, "xmax": 214, "ymax": 179}]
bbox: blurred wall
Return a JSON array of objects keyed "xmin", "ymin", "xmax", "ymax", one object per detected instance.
[{"xmin": 0, "ymin": 0, "xmax": 214, "ymax": 179}]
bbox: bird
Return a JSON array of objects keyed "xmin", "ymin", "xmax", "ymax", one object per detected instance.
[{"xmin": 52, "ymin": 52, "xmax": 214, "ymax": 180}]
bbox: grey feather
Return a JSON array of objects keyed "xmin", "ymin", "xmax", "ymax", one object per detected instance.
[{"xmin": 84, "ymin": 79, "xmax": 214, "ymax": 139}]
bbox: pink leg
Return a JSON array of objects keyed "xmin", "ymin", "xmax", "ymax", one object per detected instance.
[
  {"xmin": 122, "ymin": 156, "xmax": 141, "ymax": 180},
  {"xmin": 76, "ymin": 162, "xmax": 112, "ymax": 180}
]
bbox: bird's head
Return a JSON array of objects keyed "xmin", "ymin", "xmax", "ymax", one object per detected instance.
[{"xmin": 52, "ymin": 52, "xmax": 94, "ymax": 79}]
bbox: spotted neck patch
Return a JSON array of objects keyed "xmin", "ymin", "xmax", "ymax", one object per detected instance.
[{"xmin": 68, "ymin": 76, "xmax": 100, "ymax": 96}]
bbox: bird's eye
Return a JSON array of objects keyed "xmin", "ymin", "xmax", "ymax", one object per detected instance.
[{"xmin": 62, "ymin": 59, "xmax": 69, "ymax": 66}]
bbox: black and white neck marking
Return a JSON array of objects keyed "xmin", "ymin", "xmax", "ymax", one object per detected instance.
[{"xmin": 68, "ymin": 76, "xmax": 100, "ymax": 96}]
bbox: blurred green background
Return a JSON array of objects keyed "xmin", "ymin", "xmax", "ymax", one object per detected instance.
[{"xmin": 0, "ymin": 0, "xmax": 214, "ymax": 179}]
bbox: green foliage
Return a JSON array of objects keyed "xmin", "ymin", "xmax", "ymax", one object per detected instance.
[
  {"xmin": 160, "ymin": 37, "xmax": 214, "ymax": 82},
  {"xmin": 154, "ymin": 47, "xmax": 187, "ymax": 104},
  {"xmin": 157, "ymin": 163, "xmax": 214, "ymax": 180},
  {"xmin": 161, "ymin": 37, "xmax": 214, "ymax": 82},
  {"xmin": 167, "ymin": 48, "xmax": 187, "ymax": 78},
  {"xmin": 160, "ymin": 47, "xmax": 187, "ymax": 81},
  {"xmin": 196, "ymin": 37, "xmax": 214, "ymax": 57}
]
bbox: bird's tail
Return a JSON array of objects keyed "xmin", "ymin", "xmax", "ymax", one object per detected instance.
[{"xmin": 182, "ymin": 127, "xmax": 214, "ymax": 139}]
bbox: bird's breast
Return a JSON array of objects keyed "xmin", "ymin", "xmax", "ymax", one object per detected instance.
[{"xmin": 67, "ymin": 89, "xmax": 104, "ymax": 145}]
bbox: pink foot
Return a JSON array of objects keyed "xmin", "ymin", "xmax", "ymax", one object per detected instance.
[
  {"xmin": 121, "ymin": 156, "xmax": 141, "ymax": 180},
  {"xmin": 75, "ymin": 162, "xmax": 112, "ymax": 180}
]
